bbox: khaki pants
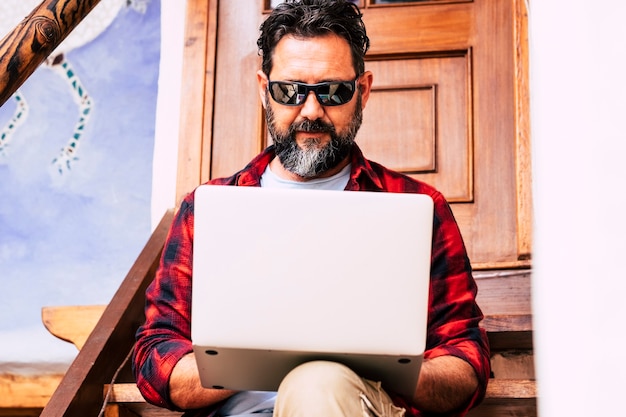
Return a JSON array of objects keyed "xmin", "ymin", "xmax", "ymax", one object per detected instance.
[{"xmin": 274, "ymin": 361, "xmax": 406, "ymax": 417}]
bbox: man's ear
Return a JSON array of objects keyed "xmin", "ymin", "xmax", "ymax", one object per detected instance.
[
  {"xmin": 358, "ymin": 71, "xmax": 374, "ymax": 109},
  {"xmin": 257, "ymin": 70, "xmax": 269, "ymax": 108}
]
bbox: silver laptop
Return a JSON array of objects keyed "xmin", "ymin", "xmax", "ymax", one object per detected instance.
[{"xmin": 191, "ymin": 185, "xmax": 433, "ymax": 397}]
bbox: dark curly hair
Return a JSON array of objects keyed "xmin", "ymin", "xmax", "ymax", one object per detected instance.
[{"xmin": 257, "ymin": 0, "xmax": 370, "ymax": 76}]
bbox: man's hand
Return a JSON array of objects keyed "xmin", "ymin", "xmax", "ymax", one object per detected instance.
[{"xmin": 169, "ymin": 353, "xmax": 237, "ymax": 409}]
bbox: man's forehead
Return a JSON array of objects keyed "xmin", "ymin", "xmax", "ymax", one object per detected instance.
[{"xmin": 270, "ymin": 34, "xmax": 355, "ymax": 80}]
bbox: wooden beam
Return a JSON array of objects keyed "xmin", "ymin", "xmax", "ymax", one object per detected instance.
[
  {"xmin": 42, "ymin": 305, "xmax": 107, "ymax": 350},
  {"xmin": 0, "ymin": 0, "xmax": 102, "ymax": 106},
  {"xmin": 483, "ymin": 379, "xmax": 537, "ymax": 400},
  {"xmin": 102, "ymin": 379, "xmax": 535, "ymax": 417},
  {"xmin": 104, "ymin": 383, "xmax": 183, "ymax": 417},
  {"xmin": 0, "ymin": 373, "xmax": 63, "ymax": 409},
  {"xmin": 0, "ymin": 408, "xmax": 44, "ymax": 417},
  {"xmin": 482, "ymin": 314, "xmax": 533, "ymax": 351},
  {"xmin": 175, "ymin": 0, "xmax": 219, "ymax": 202},
  {"xmin": 103, "ymin": 378, "xmax": 537, "ymax": 404}
]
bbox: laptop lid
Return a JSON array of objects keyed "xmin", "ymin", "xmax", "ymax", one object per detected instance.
[{"xmin": 191, "ymin": 185, "xmax": 433, "ymax": 397}]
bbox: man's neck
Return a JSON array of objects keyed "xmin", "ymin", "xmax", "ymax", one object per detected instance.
[{"xmin": 269, "ymin": 156, "xmax": 350, "ymax": 182}]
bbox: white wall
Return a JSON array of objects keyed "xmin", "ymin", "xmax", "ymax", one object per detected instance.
[
  {"xmin": 151, "ymin": 0, "xmax": 185, "ymax": 226},
  {"xmin": 529, "ymin": 1, "xmax": 626, "ymax": 415}
]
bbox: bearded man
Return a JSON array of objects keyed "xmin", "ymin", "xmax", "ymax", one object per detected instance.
[{"xmin": 132, "ymin": 1, "xmax": 490, "ymax": 416}]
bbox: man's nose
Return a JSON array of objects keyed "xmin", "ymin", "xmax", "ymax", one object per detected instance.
[{"xmin": 299, "ymin": 91, "xmax": 325, "ymax": 121}]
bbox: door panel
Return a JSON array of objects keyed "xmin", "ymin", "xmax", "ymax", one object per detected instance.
[
  {"xmin": 178, "ymin": 0, "xmax": 531, "ymax": 269},
  {"xmin": 360, "ymin": 53, "xmax": 472, "ymax": 203}
]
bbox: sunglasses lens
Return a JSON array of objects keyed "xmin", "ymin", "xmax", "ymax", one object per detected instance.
[
  {"xmin": 270, "ymin": 82, "xmax": 302, "ymax": 105},
  {"xmin": 317, "ymin": 82, "xmax": 355, "ymax": 106},
  {"xmin": 269, "ymin": 80, "xmax": 356, "ymax": 106}
]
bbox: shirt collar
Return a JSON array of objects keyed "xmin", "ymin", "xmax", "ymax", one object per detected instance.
[
  {"xmin": 346, "ymin": 144, "xmax": 385, "ymax": 191},
  {"xmin": 234, "ymin": 144, "xmax": 385, "ymax": 190},
  {"xmin": 233, "ymin": 148, "xmax": 275, "ymax": 186}
]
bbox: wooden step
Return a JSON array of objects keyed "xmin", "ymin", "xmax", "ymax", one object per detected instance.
[
  {"xmin": 103, "ymin": 379, "xmax": 536, "ymax": 417},
  {"xmin": 105, "ymin": 378, "xmax": 537, "ymax": 401}
]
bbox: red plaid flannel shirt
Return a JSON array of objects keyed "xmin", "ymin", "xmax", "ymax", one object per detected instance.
[{"xmin": 132, "ymin": 144, "xmax": 490, "ymax": 416}]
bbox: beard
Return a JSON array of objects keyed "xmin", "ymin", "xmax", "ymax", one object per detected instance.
[{"xmin": 266, "ymin": 92, "xmax": 363, "ymax": 179}]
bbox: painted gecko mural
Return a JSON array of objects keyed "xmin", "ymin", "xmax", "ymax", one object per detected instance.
[
  {"xmin": 0, "ymin": 0, "xmax": 160, "ymax": 367},
  {"xmin": 0, "ymin": 0, "xmax": 151, "ymax": 174}
]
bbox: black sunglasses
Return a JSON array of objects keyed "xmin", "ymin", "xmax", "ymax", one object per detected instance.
[{"xmin": 268, "ymin": 76, "xmax": 360, "ymax": 107}]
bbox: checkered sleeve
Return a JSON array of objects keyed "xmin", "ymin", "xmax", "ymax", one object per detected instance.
[
  {"xmin": 422, "ymin": 191, "xmax": 491, "ymax": 414},
  {"xmin": 132, "ymin": 195, "xmax": 196, "ymax": 410}
]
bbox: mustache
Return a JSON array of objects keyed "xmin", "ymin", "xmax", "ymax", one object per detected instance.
[{"xmin": 290, "ymin": 119, "xmax": 336, "ymax": 134}]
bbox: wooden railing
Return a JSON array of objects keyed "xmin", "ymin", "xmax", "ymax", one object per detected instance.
[{"xmin": 0, "ymin": 0, "xmax": 103, "ymax": 106}]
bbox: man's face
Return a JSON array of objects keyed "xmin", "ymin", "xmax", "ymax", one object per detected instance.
[
  {"xmin": 264, "ymin": 91, "xmax": 363, "ymax": 178},
  {"xmin": 257, "ymin": 34, "xmax": 373, "ymax": 179}
]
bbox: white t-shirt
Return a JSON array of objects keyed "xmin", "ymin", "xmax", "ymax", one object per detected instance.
[{"xmin": 260, "ymin": 163, "xmax": 351, "ymax": 190}]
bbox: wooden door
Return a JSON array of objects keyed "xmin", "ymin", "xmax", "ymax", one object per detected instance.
[{"xmin": 176, "ymin": 0, "xmax": 531, "ymax": 270}]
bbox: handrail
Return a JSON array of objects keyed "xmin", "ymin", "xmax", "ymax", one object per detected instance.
[
  {"xmin": 0, "ymin": 0, "xmax": 102, "ymax": 106},
  {"xmin": 40, "ymin": 209, "xmax": 174, "ymax": 417}
]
